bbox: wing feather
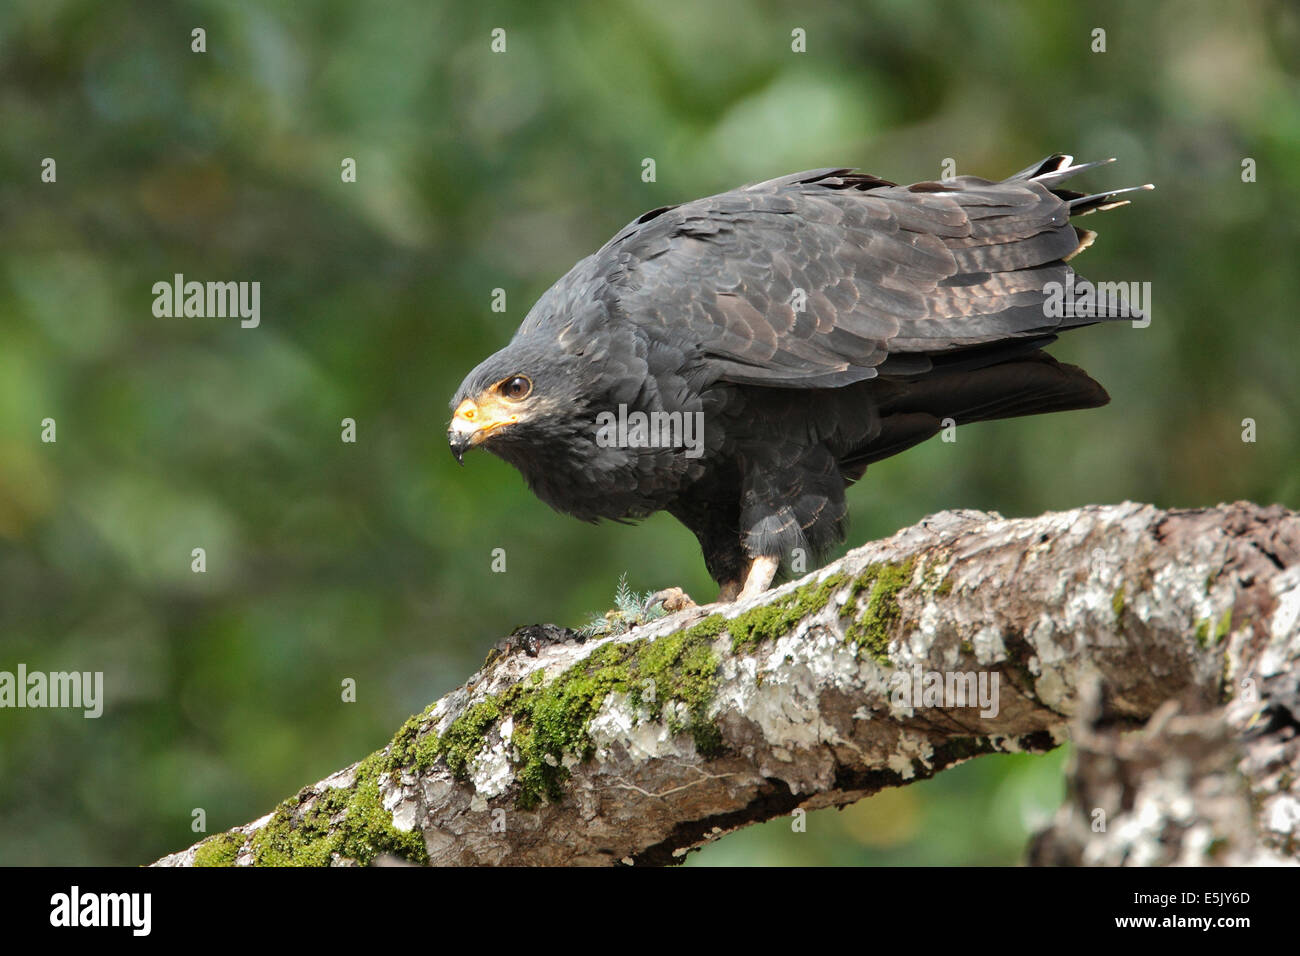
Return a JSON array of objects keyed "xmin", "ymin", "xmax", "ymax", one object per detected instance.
[{"xmin": 540, "ymin": 156, "xmax": 1143, "ymax": 388}]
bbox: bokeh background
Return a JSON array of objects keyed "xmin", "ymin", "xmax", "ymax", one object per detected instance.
[{"xmin": 1, "ymin": 0, "xmax": 1297, "ymax": 866}]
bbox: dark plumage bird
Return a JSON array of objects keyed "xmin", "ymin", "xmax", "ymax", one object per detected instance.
[{"xmin": 449, "ymin": 154, "xmax": 1151, "ymax": 602}]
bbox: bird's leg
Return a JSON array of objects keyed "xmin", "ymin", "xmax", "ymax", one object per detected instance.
[
  {"xmin": 716, "ymin": 580, "xmax": 742, "ymax": 603},
  {"xmin": 717, "ymin": 555, "xmax": 779, "ymax": 602},
  {"xmin": 736, "ymin": 554, "xmax": 780, "ymax": 601}
]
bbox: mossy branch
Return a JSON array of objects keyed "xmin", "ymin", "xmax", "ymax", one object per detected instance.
[{"xmin": 157, "ymin": 502, "xmax": 1300, "ymax": 867}]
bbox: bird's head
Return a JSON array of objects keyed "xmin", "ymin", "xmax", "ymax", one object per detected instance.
[{"xmin": 447, "ymin": 337, "xmax": 596, "ymax": 465}]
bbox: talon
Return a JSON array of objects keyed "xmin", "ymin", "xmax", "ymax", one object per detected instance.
[{"xmin": 648, "ymin": 587, "xmax": 696, "ymax": 613}]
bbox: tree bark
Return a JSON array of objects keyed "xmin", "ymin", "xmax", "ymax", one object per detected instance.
[{"xmin": 153, "ymin": 501, "xmax": 1300, "ymax": 867}]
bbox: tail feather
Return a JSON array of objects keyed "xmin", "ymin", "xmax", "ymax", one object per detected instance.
[
  {"xmin": 842, "ymin": 350, "xmax": 1108, "ymax": 471},
  {"xmin": 1009, "ymin": 152, "xmax": 1155, "ymax": 215},
  {"xmin": 1066, "ymin": 183, "xmax": 1156, "ymax": 215}
]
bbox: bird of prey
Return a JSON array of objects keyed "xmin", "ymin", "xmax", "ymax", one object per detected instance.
[{"xmin": 449, "ymin": 154, "xmax": 1150, "ymax": 602}]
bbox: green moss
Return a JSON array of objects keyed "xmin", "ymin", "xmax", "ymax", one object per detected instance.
[
  {"xmin": 921, "ymin": 557, "xmax": 954, "ymax": 597},
  {"xmin": 430, "ymin": 697, "xmax": 503, "ymax": 778},
  {"xmin": 1193, "ymin": 609, "xmax": 1232, "ymax": 648},
  {"xmin": 728, "ymin": 573, "xmax": 846, "ymax": 654},
  {"xmin": 682, "ymin": 613, "xmax": 727, "ymax": 643},
  {"xmin": 1111, "ymin": 585, "xmax": 1126, "ymax": 622},
  {"xmin": 193, "ymin": 831, "xmax": 244, "ymax": 867},
  {"xmin": 250, "ymin": 752, "xmax": 428, "ymax": 867},
  {"xmin": 386, "ymin": 620, "xmax": 726, "ymax": 810},
  {"xmin": 367, "ymin": 567, "xmax": 892, "ymax": 812},
  {"xmin": 510, "ymin": 630, "xmax": 722, "ymax": 807},
  {"xmin": 842, "ymin": 558, "xmax": 916, "ymax": 663},
  {"xmin": 384, "ymin": 703, "xmax": 435, "ymax": 771},
  {"xmin": 509, "ymin": 644, "xmax": 633, "ymax": 807}
]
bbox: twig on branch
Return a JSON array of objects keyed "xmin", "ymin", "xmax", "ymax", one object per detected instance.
[{"xmin": 153, "ymin": 501, "xmax": 1300, "ymax": 867}]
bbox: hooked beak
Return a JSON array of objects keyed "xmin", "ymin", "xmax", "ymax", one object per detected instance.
[
  {"xmin": 447, "ymin": 395, "xmax": 519, "ymax": 464},
  {"xmin": 448, "ymin": 429, "xmax": 469, "ymax": 465}
]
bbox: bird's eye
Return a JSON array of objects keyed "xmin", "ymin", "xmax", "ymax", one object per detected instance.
[{"xmin": 501, "ymin": 375, "xmax": 532, "ymax": 401}]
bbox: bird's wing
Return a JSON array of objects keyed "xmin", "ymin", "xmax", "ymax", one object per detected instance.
[{"xmin": 602, "ymin": 156, "xmax": 1143, "ymax": 388}]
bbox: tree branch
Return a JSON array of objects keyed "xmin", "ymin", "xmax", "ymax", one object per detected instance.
[{"xmin": 153, "ymin": 501, "xmax": 1300, "ymax": 867}]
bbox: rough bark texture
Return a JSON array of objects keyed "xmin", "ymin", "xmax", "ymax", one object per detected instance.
[{"xmin": 154, "ymin": 501, "xmax": 1300, "ymax": 867}]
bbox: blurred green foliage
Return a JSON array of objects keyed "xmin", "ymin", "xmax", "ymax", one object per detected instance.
[{"xmin": 0, "ymin": 0, "xmax": 1297, "ymax": 866}]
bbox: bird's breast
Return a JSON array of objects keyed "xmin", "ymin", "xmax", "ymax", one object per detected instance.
[{"xmin": 507, "ymin": 408, "xmax": 714, "ymax": 522}]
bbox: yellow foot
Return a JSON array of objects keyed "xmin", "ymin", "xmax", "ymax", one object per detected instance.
[
  {"xmin": 737, "ymin": 555, "xmax": 780, "ymax": 602},
  {"xmin": 647, "ymin": 587, "xmax": 697, "ymax": 613}
]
